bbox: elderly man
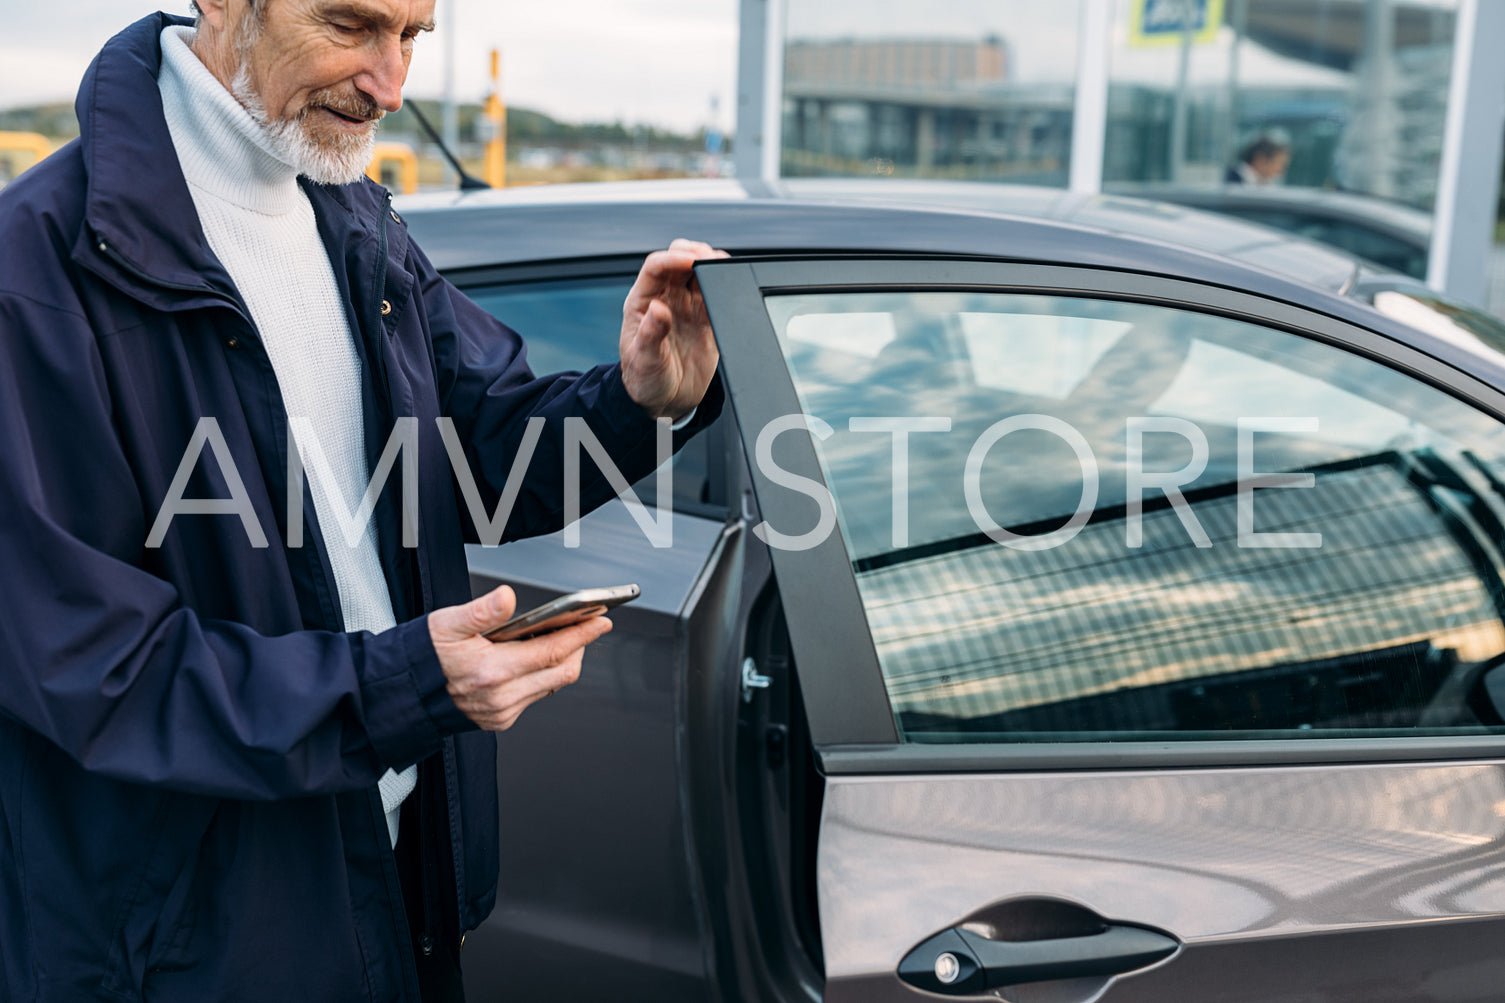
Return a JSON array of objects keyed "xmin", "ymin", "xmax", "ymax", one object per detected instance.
[{"xmin": 0, "ymin": 1, "xmax": 723, "ymax": 1001}]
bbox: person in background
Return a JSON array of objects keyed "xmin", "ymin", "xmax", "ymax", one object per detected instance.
[{"xmin": 1225, "ymin": 128, "xmax": 1292, "ymax": 185}]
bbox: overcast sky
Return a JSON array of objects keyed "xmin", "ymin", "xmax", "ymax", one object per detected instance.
[
  {"xmin": 0, "ymin": 1, "xmax": 740, "ymax": 133},
  {"xmin": 3, "ymin": 1, "xmax": 1405, "ymax": 133}
]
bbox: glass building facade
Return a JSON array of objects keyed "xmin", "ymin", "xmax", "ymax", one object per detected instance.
[{"xmin": 774, "ymin": 0, "xmax": 1502, "ymax": 316}]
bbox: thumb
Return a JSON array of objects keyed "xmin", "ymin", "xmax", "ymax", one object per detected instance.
[{"xmin": 430, "ymin": 585, "xmax": 516, "ymax": 643}]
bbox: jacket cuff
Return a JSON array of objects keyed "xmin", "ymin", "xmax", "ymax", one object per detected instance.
[
  {"xmin": 601, "ymin": 365, "xmax": 726, "ymax": 436},
  {"xmin": 354, "ymin": 617, "xmax": 477, "ymax": 770}
]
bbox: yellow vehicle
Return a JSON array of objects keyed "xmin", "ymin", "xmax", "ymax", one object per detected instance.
[
  {"xmin": 0, "ymin": 132, "xmax": 53, "ymax": 186},
  {"xmin": 365, "ymin": 141, "xmax": 418, "ymax": 195}
]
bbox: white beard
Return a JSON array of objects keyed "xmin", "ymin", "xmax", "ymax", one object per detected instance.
[{"xmin": 231, "ymin": 64, "xmax": 378, "ymax": 186}]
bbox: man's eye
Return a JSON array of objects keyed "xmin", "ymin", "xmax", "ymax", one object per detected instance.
[{"xmin": 332, "ymin": 22, "xmax": 364, "ymax": 35}]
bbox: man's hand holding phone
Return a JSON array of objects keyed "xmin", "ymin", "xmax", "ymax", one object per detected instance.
[{"xmin": 430, "ymin": 585, "xmax": 613, "ymax": 732}]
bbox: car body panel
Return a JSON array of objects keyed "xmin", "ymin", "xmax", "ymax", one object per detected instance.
[
  {"xmin": 818, "ymin": 763, "xmax": 1505, "ymax": 1002},
  {"xmin": 697, "ymin": 254, "xmax": 1505, "ymax": 1000},
  {"xmin": 458, "ymin": 509, "xmax": 734, "ymax": 1000}
]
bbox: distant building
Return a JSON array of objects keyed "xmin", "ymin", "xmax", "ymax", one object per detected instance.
[
  {"xmin": 782, "ymin": 36, "xmax": 1071, "ymax": 184},
  {"xmin": 785, "ymin": 37, "xmax": 1008, "ymax": 90}
]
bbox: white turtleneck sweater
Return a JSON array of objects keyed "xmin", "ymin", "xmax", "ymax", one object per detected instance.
[{"xmin": 157, "ymin": 25, "xmax": 416, "ymax": 847}]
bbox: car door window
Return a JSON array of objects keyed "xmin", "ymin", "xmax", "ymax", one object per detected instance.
[
  {"xmin": 463, "ymin": 275, "xmax": 721, "ymax": 513},
  {"xmin": 466, "ymin": 277, "xmax": 630, "ymax": 376},
  {"xmin": 763, "ymin": 290, "xmax": 1505, "ymax": 742}
]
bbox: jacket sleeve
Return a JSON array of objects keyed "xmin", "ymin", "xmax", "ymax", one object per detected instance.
[
  {"xmin": 420, "ymin": 243, "xmax": 724, "ymax": 543},
  {"xmin": 0, "ymin": 289, "xmax": 473, "ymax": 801}
]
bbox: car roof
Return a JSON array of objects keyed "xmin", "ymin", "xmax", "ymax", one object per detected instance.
[
  {"xmin": 399, "ymin": 177, "xmax": 1360, "ymax": 293},
  {"xmin": 394, "ymin": 178, "xmax": 1505, "ymax": 390},
  {"xmin": 776, "ymin": 178, "xmax": 1369, "ymax": 290}
]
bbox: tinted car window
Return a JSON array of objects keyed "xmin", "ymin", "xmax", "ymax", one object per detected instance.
[
  {"xmin": 464, "ymin": 276, "xmax": 719, "ymax": 513},
  {"xmin": 765, "ymin": 291, "xmax": 1505, "ymax": 742}
]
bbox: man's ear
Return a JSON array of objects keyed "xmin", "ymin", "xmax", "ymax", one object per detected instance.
[
  {"xmin": 195, "ymin": 0, "xmax": 233, "ymax": 33},
  {"xmin": 189, "ymin": 0, "xmax": 250, "ymax": 90}
]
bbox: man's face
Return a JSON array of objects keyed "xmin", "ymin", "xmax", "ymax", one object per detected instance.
[
  {"xmin": 230, "ymin": 0, "xmax": 436, "ymax": 180},
  {"xmin": 1252, "ymin": 148, "xmax": 1290, "ymax": 183}
]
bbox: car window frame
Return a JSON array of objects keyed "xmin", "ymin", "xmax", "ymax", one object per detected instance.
[{"xmin": 695, "ymin": 255, "xmax": 1505, "ymax": 773}]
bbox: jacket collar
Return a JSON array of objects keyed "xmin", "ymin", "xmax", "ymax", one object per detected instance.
[
  {"xmin": 74, "ymin": 12, "xmax": 231, "ymax": 301},
  {"xmin": 70, "ymin": 13, "xmax": 384, "ymax": 311}
]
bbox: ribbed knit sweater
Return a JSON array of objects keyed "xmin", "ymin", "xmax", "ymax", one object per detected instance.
[{"xmin": 157, "ymin": 25, "xmax": 417, "ymax": 846}]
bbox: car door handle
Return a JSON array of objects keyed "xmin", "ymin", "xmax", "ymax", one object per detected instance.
[{"xmin": 898, "ymin": 922, "xmax": 1179, "ymax": 995}]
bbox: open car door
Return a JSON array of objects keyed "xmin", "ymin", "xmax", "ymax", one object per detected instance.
[{"xmin": 697, "ymin": 257, "xmax": 1505, "ymax": 1003}]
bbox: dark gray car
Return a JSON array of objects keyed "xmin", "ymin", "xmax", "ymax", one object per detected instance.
[
  {"xmin": 400, "ymin": 179, "xmax": 1505, "ymax": 1002},
  {"xmin": 1108, "ymin": 182, "xmax": 1434, "ymax": 280}
]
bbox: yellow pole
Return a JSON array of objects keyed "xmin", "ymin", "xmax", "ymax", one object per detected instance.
[{"xmin": 484, "ymin": 48, "xmax": 506, "ymax": 188}]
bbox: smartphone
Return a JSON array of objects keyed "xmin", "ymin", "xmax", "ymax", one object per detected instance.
[{"xmin": 484, "ymin": 584, "xmax": 641, "ymax": 642}]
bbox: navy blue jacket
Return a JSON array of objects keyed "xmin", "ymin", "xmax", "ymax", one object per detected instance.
[{"xmin": 0, "ymin": 13, "xmax": 716, "ymax": 1002}]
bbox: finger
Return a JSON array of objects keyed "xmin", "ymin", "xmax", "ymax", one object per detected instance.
[
  {"xmin": 636, "ymin": 250, "xmax": 698, "ymax": 286},
  {"xmin": 667, "ymin": 238, "xmax": 731, "ymax": 262},
  {"xmin": 475, "ymin": 646, "xmax": 592, "ymax": 729},
  {"xmin": 489, "ymin": 676, "xmax": 569, "ymax": 730},
  {"xmin": 638, "ymin": 249, "xmax": 701, "ymax": 293},
  {"xmin": 491, "ymin": 687, "xmax": 554, "ymax": 731},
  {"xmin": 429, "ymin": 585, "xmax": 516, "ymax": 643},
  {"xmin": 524, "ymin": 648, "xmax": 589, "ymax": 696},
  {"xmin": 490, "ymin": 614, "xmax": 613, "ymax": 678},
  {"xmin": 668, "ymin": 238, "xmax": 717, "ymax": 257},
  {"xmin": 623, "ymin": 254, "xmax": 693, "ymax": 320},
  {"xmin": 635, "ymin": 298, "xmax": 673, "ymax": 346},
  {"xmin": 472, "ymin": 664, "xmax": 575, "ymax": 729}
]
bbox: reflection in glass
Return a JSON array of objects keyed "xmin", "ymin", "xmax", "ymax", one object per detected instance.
[
  {"xmin": 1105, "ymin": 0, "xmax": 1458, "ymax": 207},
  {"xmin": 765, "ymin": 290, "xmax": 1505, "ymax": 742},
  {"xmin": 781, "ymin": 0, "xmax": 1077, "ymax": 183},
  {"xmin": 465, "ymin": 276, "xmax": 712, "ymax": 511},
  {"xmin": 778, "ymin": 1, "xmax": 1460, "ymax": 210}
]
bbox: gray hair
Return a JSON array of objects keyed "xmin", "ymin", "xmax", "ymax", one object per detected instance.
[{"xmin": 188, "ymin": 1, "xmax": 268, "ymax": 28}]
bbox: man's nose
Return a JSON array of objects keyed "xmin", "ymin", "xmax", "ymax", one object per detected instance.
[{"xmin": 355, "ymin": 35, "xmax": 407, "ymax": 114}]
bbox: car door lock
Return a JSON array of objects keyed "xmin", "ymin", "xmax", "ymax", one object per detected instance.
[{"xmin": 741, "ymin": 657, "xmax": 772, "ymax": 702}]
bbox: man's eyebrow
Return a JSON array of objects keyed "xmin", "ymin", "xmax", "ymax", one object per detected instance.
[{"xmin": 318, "ymin": 1, "xmax": 435, "ymax": 32}]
